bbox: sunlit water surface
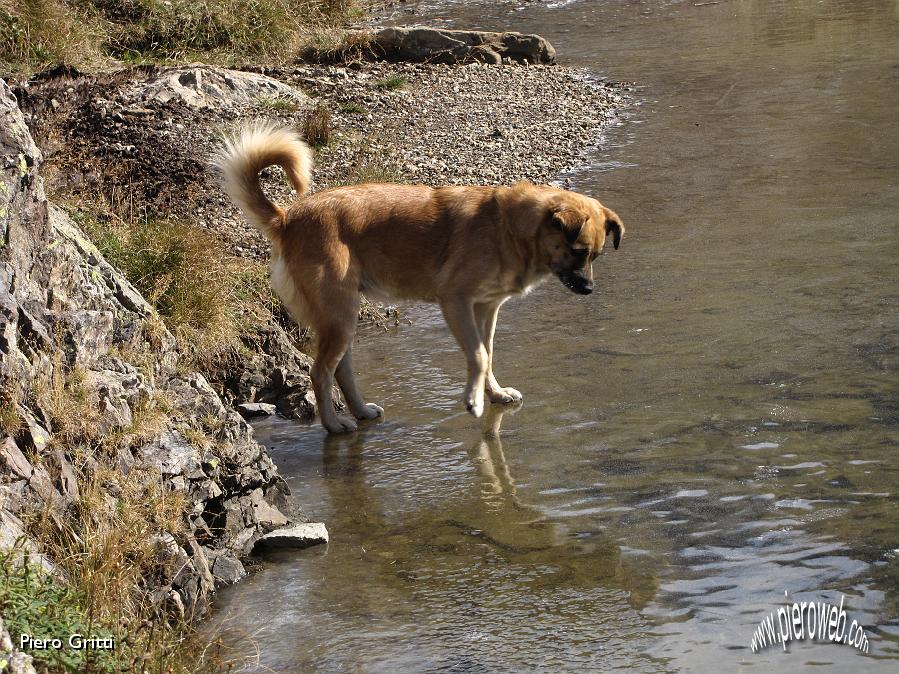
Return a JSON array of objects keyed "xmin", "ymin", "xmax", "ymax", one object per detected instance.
[{"xmin": 204, "ymin": 1, "xmax": 899, "ymax": 670}]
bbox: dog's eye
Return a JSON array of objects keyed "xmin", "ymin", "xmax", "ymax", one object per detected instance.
[{"xmin": 571, "ymin": 247, "xmax": 589, "ymax": 261}]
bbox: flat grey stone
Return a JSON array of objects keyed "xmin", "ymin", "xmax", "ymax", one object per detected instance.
[
  {"xmin": 253, "ymin": 522, "xmax": 329, "ymax": 552},
  {"xmin": 237, "ymin": 402, "xmax": 277, "ymax": 418}
]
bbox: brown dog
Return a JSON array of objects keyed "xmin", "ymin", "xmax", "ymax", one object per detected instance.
[{"xmin": 213, "ymin": 124, "xmax": 624, "ymax": 433}]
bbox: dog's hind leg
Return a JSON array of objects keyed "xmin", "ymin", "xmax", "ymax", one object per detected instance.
[
  {"xmin": 440, "ymin": 297, "xmax": 488, "ymax": 418},
  {"xmin": 476, "ymin": 300, "xmax": 523, "ymax": 405},
  {"xmin": 312, "ymin": 315, "xmax": 362, "ymax": 434},
  {"xmin": 335, "ymin": 342, "xmax": 384, "ymax": 421}
]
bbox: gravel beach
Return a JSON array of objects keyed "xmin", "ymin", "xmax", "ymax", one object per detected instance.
[{"xmin": 16, "ymin": 59, "xmax": 627, "ymax": 260}]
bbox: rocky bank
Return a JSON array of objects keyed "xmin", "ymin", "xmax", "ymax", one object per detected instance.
[{"xmin": 0, "ymin": 79, "xmax": 307, "ymax": 671}]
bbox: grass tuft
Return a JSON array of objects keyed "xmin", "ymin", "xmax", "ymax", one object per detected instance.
[
  {"xmin": 340, "ymin": 101, "xmax": 366, "ymax": 114},
  {"xmin": 299, "ymin": 26, "xmax": 374, "ymax": 63},
  {"xmin": 342, "ymin": 159, "xmax": 404, "ymax": 186},
  {"xmin": 0, "ymin": 394, "xmax": 21, "ymax": 436},
  {"xmin": 255, "ymin": 95, "xmax": 303, "ymax": 113},
  {"xmin": 302, "ymin": 102, "xmax": 333, "ymax": 147},
  {"xmin": 374, "ymin": 74, "xmax": 407, "ymax": 91}
]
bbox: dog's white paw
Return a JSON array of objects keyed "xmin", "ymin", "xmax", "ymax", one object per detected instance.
[
  {"xmin": 465, "ymin": 394, "xmax": 485, "ymax": 418},
  {"xmin": 323, "ymin": 414, "xmax": 358, "ymax": 434},
  {"xmin": 354, "ymin": 403, "xmax": 384, "ymax": 420},
  {"xmin": 487, "ymin": 386, "xmax": 523, "ymax": 404}
]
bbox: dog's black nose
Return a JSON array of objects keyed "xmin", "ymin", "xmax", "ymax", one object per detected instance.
[{"xmin": 579, "ymin": 283, "xmax": 594, "ymax": 295}]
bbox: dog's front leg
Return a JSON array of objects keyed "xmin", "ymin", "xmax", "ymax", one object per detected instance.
[
  {"xmin": 440, "ymin": 298, "xmax": 488, "ymax": 418},
  {"xmin": 475, "ymin": 300, "xmax": 523, "ymax": 405}
]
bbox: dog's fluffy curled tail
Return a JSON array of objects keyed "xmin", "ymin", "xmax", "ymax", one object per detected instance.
[{"xmin": 211, "ymin": 123, "xmax": 312, "ymax": 241}]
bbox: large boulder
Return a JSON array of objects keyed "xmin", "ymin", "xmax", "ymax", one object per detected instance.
[
  {"xmin": 125, "ymin": 65, "xmax": 309, "ymax": 109},
  {"xmin": 371, "ymin": 27, "xmax": 556, "ymax": 65}
]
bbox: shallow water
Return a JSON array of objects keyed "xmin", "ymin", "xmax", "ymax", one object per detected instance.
[{"xmin": 205, "ymin": 1, "xmax": 899, "ymax": 670}]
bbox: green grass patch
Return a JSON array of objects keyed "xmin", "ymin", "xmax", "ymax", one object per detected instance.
[
  {"xmin": 254, "ymin": 95, "xmax": 303, "ymax": 113},
  {"xmin": 374, "ymin": 74, "xmax": 407, "ymax": 91},
  {"xmin": 0, "ymin": 549, "xmax": 120, "ymax": 673},
  {"xmin": 340, "ymin": 102, "xmax": 366, "ymax": 114}
]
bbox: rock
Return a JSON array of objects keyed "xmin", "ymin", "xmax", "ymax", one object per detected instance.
[
  {"xmin": 209, "ymin": 551, "xmax": 247, "ymax": 586},
  {"xmin": 17, "ymin": 416, "xmax": 49, "ymax": 454},
  {"xmin": 1, "ymin": 66, "xmax": 307, "ymax": 635},
  {"xmin": 0, "ymin": 615, "xmax": 38, "ymax": 674},
  {"xmin": 253, "ymin": 522, "xmax": 329, "ymax": 551},
  {"xmin": 371, "ymin": 27, "xmax": 556, "ymax": 65},
  {"xmin": 236, "ymin": 402, "xmax": 277, "ymax": 418},
  {"xmin": 49, "ymin": 449, "xmax": 79, "ymax": 504},
  {"xmin": 27, "ymin": 465, "xmax": 65, "ymax": 516},
  {"xmin": 139, "ymin": 431, "xmax": 201, "ymax": 477},
  {"xmin": 275, "ymin": 389, "xmax": 318, "ymax": 421},
  {"xmin": 207, "ymin": 324, "xmax": 327, "ymax": 422},
  {"xmin": 0, "ymin": 509, "xmax": 30, "ymax": 554},
  {"xmin": 187, "ymin": 538, "xmax": 215, "ymax": 596},
  {"xmin": 0, "ymin": 509, "xmax": 54, "ymax": 573},
  {"xmin": 127, "ymin": 66, "xmax": 310, "ymax": 110},
  {"xmin": 252, "ymin": 497, "xmax": 289, "ymax": 530},
  {"xmin": 0, "ymin": 438, "xmax": 32, "ymax": 479},
  {"xmin": 165, "ymin": 589, "xmax": 186, "ymax": 620}
]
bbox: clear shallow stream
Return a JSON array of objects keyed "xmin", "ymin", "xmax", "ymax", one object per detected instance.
[{"xmin": 204, "ymin": 1, "xmax": 899, "ymax": 671}]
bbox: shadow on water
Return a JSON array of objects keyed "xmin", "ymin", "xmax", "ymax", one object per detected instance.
[{"xmin": 204, "ymin": 0, "xmax": 899, "ymax": 670}]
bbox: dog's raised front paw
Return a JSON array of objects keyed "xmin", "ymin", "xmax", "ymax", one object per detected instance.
[
  {"xmin": 354, "ymin": 403, "xmax": 384, "ymax": 420},
  {"xmin": 486, "ymin": 386, "xmax": 523, "ymax": 404},
  {"xmin": 323, "ymin": 414, "xmax": 359, "ymax": 434}
]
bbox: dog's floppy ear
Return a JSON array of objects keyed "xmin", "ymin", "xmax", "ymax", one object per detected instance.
[
  {"xmin": 551, "ymin": 208, "xmax": 584, "ymax": 244},
  {"xmin": 604, "ymin": 215, "xmax": 624, "ymax": 250}
]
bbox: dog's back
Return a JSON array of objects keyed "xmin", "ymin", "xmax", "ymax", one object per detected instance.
[{"xmin": 279, "ymin": 183, "xmax": 505, "ymax": 301}]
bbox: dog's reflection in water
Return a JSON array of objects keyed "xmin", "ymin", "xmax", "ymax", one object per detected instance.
[
  {"xmin": 468, "ymin": 402, "xmax": 524, "ymax": 506},
  {"xmin": 317, "ymin": 405, "xmax": 658, "ymax": 610}
]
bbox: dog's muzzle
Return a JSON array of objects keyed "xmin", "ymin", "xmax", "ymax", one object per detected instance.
[{"xmin": 556, "ymin": 270, "xmax": 594, "ymax": 295}]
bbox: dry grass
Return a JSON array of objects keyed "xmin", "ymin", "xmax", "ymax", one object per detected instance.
[
  {"xmin": 0, "ymin": 0, "xmax": 108, "ymax": 76},
  {"xmin": 74, "ymin": 210, "xmax": 274, "ymax": 366},
  {"xmin": 0, "ymin": 392, "xmax": 21, "ymax": 436},
  {"xmin": 32, "ymin": 361, "xmax": 102, "ymax": 448},
  {"xmin": 0, "ymin": 0, "xmax": 366, "ymax": 76},
  {"xmin": 299, "ymin": 26, "xmax": 375, "ymax": 63},
  {"xmin": 31, "ymin": 350, "xmax": 172, "ymax": 454},
  {"xmin": 339, "ymin": 154, "xmax": 404, "ymax": 186},
  {"xmin": 19, "ymin": 460, "xmax": 194, "ymax": 673},
  {"xmin": 303, "ymin": 102, "xmax": 333, "ymax": 147},
  {"xmin": 12, "ymin": 351, "xmax": 207, "ymax": 672}
]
